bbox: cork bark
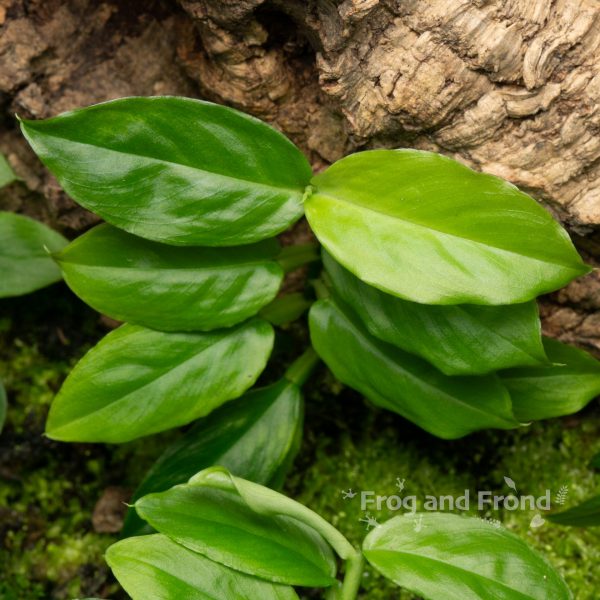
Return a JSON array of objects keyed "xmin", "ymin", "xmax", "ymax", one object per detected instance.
[{"xmin": 1, "ymin": 0, "xmax": 599, "ymax": 354}]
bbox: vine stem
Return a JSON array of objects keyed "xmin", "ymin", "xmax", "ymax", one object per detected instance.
[
  {"xmin": 284, "ymin": 347, "xmax": 320, "ymax": 387},
  {"xmin": 340, "ymin": 552, "xmax": 365, "ymax": 600}
]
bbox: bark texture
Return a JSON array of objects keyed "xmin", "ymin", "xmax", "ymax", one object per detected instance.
[{"xmin": 1, "ymin": 0, "xmax": 599, "ymax": 353}]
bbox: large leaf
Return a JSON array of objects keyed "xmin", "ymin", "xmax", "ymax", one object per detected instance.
[
  {"xmin": 122, "ymin": 379, "xmax": 303, "ymax": 537},
  {"xmin": 0, "ymin": 212, "xmax": 67, "ymax": 298},
  {"xmin": 548, "ymin": 496, "xmax": 600, "ymax": 527},
  {"xmin": 309, "ymin": 298, "xmax": 519, "ymax": 439},
  {"xmin": 20, "ymin": 97, "xmax": 312, "ymax": 246},
  {"xmin": 0, "ymin": 153, "xmax": 16, "ymax": 187},
  {"xmin": 500, "ymin": 337, "xmax": 600, "ymax": 421},
  {"xmin": 56, "ymin": 224, "xmax": 283, "ymax": 331},
  {"xmin": 107, "ymin": 534, "xmax": 298, "ymax": 600},
  {"xmin": 45, "ymin": 319, "xmax": 274, "ymax": 443},
  {"xmin": 135, "ymin": 468, "xmax": 338, "ymax": 587},
  {"xmin": 323, "ymin": 251, "xmax": 547, "ymax": 375},
  {"xmin": 0, "ymin": 382, "xmax": 6, "ymax": 434},
  {"xmin": 363, "ymin": 513, "xmax": 571, "ymax": 600},
  {"xmin": 306, "ymin": 150, "xmax": 588, "ymax": 305}
]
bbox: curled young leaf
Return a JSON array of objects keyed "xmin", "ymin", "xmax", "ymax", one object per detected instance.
[
  {"xmin": 323, "ymin": 251, "xmax": 547, "ymax": 375},
  {"xmin": 309, "ymin": 298, "xmax": 519, "ymax": 439},
  {"xmin": 107, "ymin": 534, "xmax": 299, "ymax": 600},
  {"xmin": 363, "ymin": 513, "xmax": 571, "ymax": 600},
  {"xmin": 56, "ymin": 224, "xmax": 284, "ymax": 332},
  {"xmin": 20, "ymin": 97, "xmax": 312, "ymax": 246},
  {"xmin": 46, "ymin": 319, "xmax": 274, "ymax": 443},
  {"xmin": 135, "ymin": 467, "xmax": 338, "ymax": 587},
  {"xmin": 0, "ymin": 212, "xmax": 67, "ymax": 298},
  {"xmin": 500, "ymin": 337, "xmax": 600, "ymax": 421},
  {"xmin": 306, "ymin": 150, "xmax": 588, "ymax": 305},
  {"xmin": 122, "ymin": 379, "xmax": 304, "ymax": 537}
]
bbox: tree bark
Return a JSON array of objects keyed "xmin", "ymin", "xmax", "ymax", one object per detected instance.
[{"xmin": 1, "ymin": 0, "xmax": 599, "ymax": 354}]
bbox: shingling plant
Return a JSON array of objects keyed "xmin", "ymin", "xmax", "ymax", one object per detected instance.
[{"xmin": 19, "ymin": 97, "xmax": 600, "ymax": 599}]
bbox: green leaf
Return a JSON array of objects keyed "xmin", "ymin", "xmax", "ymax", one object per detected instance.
[
  {"xmin": 323, "ymin": 251, "xmax": 547, "ymax": 375},
  {"xmin": 0, "ymin": 382, "xmax": 6, "ymax": 434},
  {"xmin": 0, "ymin": 153, "xmax": 17, "ymax": 187},
  {"xmin": 363, "ymin": 513, "xmax": 572, "ymax": 600},
  {"xmin": 590, "ymin": 452, "xmax": 600, "ymax": 470},
  {"xmin": 45, "ymin": 319, "xmax": 274, "ymax": 443},
  {"xmin": 309, "ymin": 298, "xmax": 519, "ymax": 439},
  {"xmin": 122, "ymin": 379, "xmax": 303, "ymax": 537},
  {"xmin": 107, "ymin": 534, "xmax": 299, "ymax": 600},
  {"xmin": 306, "ymin": 150, "xmax": 588, "ymax": 305},
  {"xmin": 0, "ymin": 212, "xmax": 67, "ymax": 298},
  {"xmin": 20, "ymin": 97, "xmax": 312, "ymax": 246},
  {"xmin": 500, "ymin": 337, "xmax": 600, "ymax": 421},
  {"xmin": 259, "ymin": 293, "xmax": 312, "ymax": 326},
  {"xmin": 548, "ymin": 496, "xmax": 600, "ymax": 527},
  {"xmin": 135, "ymin": 467, "xmax": 338, "ymax": 587},
  {"xmin": 56, "ymin": 224, "xmax": 284, "ymax": 331}
]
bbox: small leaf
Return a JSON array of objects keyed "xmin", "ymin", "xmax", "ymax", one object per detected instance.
[
  {"xmin": 0, "ymin": 212, "xmax": 67, "ymax": 298},
  {"xmin": 500, "ymin": 337, "xmax": 600, "ymax": 421},
  {"xmin": 309, "ymin": 298, "xmax": 519, "ymax": 439},
  {"xmin": 259, "ymin": 293, "xmax": 312, "ymax": 326},
  {"xmin": 306, "ymin": 150, "xmax": 588, "ymax": 305},
  {"xmin": 21, "ymin": 97, "xmax": 312, "ymax": 246},
  {"xmin": 56, "ymin": 224, "xmax": 284, "ymax": 331},
  {"xmin": 0, "ymin": 382, "xmax": 6, "ymax": 434},
  {"xmin": 122, "ymin": 379, "xmax": 303, "ymax": 537},
  {"xmin": 135, "ymin": 468, "xmax": 337, "ymax": 587},
  {"xmin": 504, "ymin": 476, "xmax": 517, "ymax": 493},
  {"xmin": 323, "ymin": 251, "xmax": 547, "ymax": 375},
  {"xmin": 0, "ymin": 153, "xmax": 17, "ymax": 187},
  {"xmin": 46, "ymin": 319, "xmax": 274, "ymax": 443},
  {"xmin": 548, "ymin": 496, "xmax": 600, "ymax": 527},
  {"xmin": 107, "ymin": 534, "xmax": 299, "ymax": 600},
  {"xmin": 363, "ymin": 513, "xmax": 572, "ymax": 600},
  {"xmin": 590, "ymin": 452, "xmax": 600, "ymax": 470}
]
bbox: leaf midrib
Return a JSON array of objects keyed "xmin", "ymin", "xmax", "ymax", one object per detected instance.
[{"xmin": 311, "ymin": 191, "xmax": 582, "ymax": 270}]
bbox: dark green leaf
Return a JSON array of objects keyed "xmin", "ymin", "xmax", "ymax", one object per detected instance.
[
  {"xmin": 135, "ymin": 468, "xmax": 338, "ymax": 587},
  {"xmin": 56, "ymin": 224, "xmax": 283, "ymax": 331},
  {"xmin": 323, "ymin": 251, "xmax": 547, "ymax": 375},
  {"xmin": 45, "ymin": 319, "xmax": 274, "ymax": 443},
  {"xmin": 309, "ymin": 298, "xmax": 519, "ymax": 439},
  {"xmin": 20, "ymin": 97, "xmax": 312, "ymax": 246},
  {"xmin": 122, "ymin": 379, "xmax": 303, "ymax": 537},
  {"xmin": 306, "ymin": 150, "xmax": 588, "ymax": 305},
  {"xmin": 0, "ymin": 382, "xmax": 6, "ymax": 434},
  {"xmin": 107, "ymin": 534, "xmax": 299, "ymax": 600},
  {"xmin": 500, "ymin": 337, "xmax": 600, "ymax": 421},
  {"xmin": 548, "ymin": 496, "xmax": 600, "ymax": 527},
  {"xmin": 0, "ymin": 153, "xmax": 16, "ymax": 187},
  {"xmin": 259, "ymin": 293, "xmax": 312, "ymax": 326},
  {"xmin": 363, "ymin": 513, "xmax": 571, "ymax": 600},
  {"xmin": 590, "ymin": 452, "xmax": 600, "ymax": 470},
  {"xmin": 0, "ymin": 212, "xmax": 67, "ymax": 298}
]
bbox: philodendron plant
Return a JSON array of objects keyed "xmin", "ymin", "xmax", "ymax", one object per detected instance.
[{"xmin": 18, "ymin": 97, "xmax": 600, "ymax": 598}]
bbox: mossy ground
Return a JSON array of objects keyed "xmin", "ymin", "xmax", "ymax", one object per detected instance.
[{"xmin": 0, "ymin": 285, "xmax": 599, "ymax": 599}]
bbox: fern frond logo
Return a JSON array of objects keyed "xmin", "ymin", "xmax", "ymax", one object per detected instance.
[{"xmin": 554, "ymin": 485, "xmax": 569, "ymax": 506}]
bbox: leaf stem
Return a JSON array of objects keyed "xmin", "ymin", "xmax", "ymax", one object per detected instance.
[
  {"xmin": 285, "ymin": 347, "xmax": 320, "ymax": 387},
  {"xmin": 278, "ymin": 243, "xmax": 320, "ymax": 273},
  {"xmin": 340, "ymin": 552, "xmax": 365, "ymax": 600}
]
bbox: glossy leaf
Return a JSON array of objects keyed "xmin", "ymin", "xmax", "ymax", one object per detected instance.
[
  {"xmin": 0, "ymin": 382, "xmax": 6, "ymax": 434},
  {"xmin": 0, "ymin": 153, "xmax": 16, "ymax": 187},
  {"xmin": 0, "ymin": 212, "xmax": 67, "ymax": 298},
  {"xmin": 122, "ymin": 379, "xmax": 303, "ymax": 537},
  {"xmin": 107, "ymin": 534, "xmax": 299, "ymax": 600},
  {"xmin": 548, "ymin": 496, "xmax": 600, "ymax": 527},
  {"xmin": 135, "ymin": 467, "xmax": 338, "ymax": 587},
  {"xmin": 306, "ymin": 150, "xmax": 588, "ymax": 305},
  {"xmin": 20, "ymin": 97, "xmax": 312, "ymax": 246},
  {"xmin": 323, "ymin": 251, "xmax": 547, "ymax": 375},
  {"xmin": 309, "ymin": 298, "xmax": 519, "ymax": 439},
  {"xmin": 363, "ymin": 513, "xmax": 571, "ymax": 600},
  {"xmin": 500, "ymin": 337, "xmax": 600, "ymax": 421},
  {"xmin": 56, "ymin": 224, "xmax": 283, "ymax": 331},
  {"xmin": 45, "ymin": 319, "xmax": 274, "ymax": 443}
]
